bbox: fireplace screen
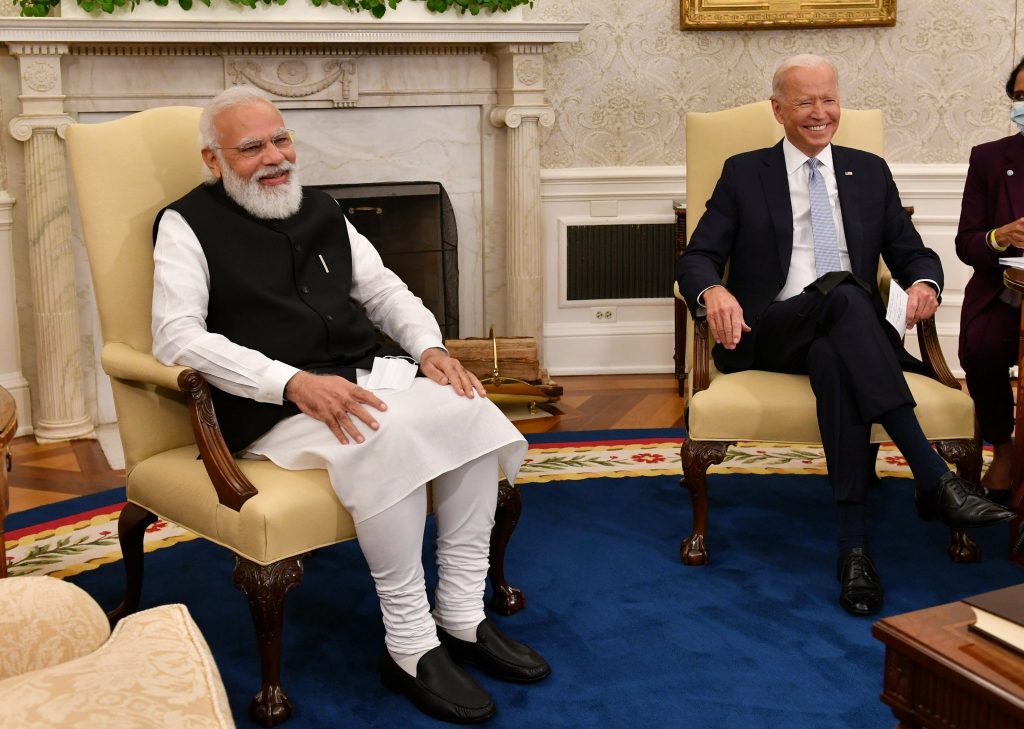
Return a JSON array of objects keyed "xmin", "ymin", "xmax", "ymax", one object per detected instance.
[{"xmin": 313, "ymin": 181, "xmax": 459, "ymax": 340}]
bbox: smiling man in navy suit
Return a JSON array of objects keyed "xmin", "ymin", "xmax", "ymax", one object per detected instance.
[{"xmin": 677, "ymin": 54, "xmax": 1013, "ymax": 616}]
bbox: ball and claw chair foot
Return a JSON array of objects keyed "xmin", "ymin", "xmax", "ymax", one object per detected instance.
[
  {"xmin": 680, "ymin": 534, "xmax": 709, "ymax": 565},
  {"xmin": 947, "ymin": 528, "xmax": 981, "ymax": 563},
  {"xmin": 490, "ymin": 585, "xmax": 526, "ymax": 615},
  {"xmin": 250, "ymin": 685, "xmax": 293, "ymax": 727}
]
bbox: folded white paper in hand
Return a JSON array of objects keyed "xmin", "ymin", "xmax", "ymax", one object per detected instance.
[
  {"xmin": 885, "ymin": 284, "xmax": 908, "ymax": 339},
  {"xmin": 999, "ymin": 256, "xmax": 1024, "ymax": 270},
  {"xmin": 364, "ymin": 356, "xmax": 418, "ymax": 392}
]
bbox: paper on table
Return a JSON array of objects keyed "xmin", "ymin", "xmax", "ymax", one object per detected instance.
[
  {"xmin": 885, "ymin": 283, "xmax": 908, "ymax": 339},
  {"xmin": 999, "ymin": 257, "xmax": 1024, "ymax": 270}
]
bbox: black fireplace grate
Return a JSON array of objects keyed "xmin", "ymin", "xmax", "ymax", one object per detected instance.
[{"xmin": 313, "ymin": 181, "xmax": 458, "ymax": 340}]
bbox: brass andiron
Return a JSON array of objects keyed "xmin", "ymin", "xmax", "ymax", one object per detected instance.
[{"xmin": 478, "ymin": 327, "xmax": 552, "ymax": 414}]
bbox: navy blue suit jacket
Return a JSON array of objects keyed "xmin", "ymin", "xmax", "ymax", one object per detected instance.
[{"xmin": 676, "ymin": 141, "xmax": 942, "ymax": 373}]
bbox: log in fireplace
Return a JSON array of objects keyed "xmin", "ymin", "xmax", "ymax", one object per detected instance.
[{"xmin": 314, "ymin": 182, "xmax": 459, "ymax": 340}]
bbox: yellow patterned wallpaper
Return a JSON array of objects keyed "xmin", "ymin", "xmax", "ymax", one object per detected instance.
[{"xmin": 534, "ymin": 0, "xmax": 1024, "ymax": 166}]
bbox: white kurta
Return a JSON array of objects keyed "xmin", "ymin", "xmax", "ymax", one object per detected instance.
[{"xmin": 152, "ymin": 204, "xmax": 526, "ymax": 523}]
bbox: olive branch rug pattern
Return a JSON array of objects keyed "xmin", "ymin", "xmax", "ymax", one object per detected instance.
[{"xmin": 5, "ymin": 435, "xmax": 984, "ymax": 579}]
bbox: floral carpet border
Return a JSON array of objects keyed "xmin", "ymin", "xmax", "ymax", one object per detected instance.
[
  {"xmin": 515, "ymin": 437, "xmax": 940, "ymax": 482},
  {"xmin": 5, "ymin": 437, "xmax": 987, "ymax": 578}
]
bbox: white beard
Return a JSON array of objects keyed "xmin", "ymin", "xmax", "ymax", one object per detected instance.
[{"xmin": 218, "ymin": 157, "xmax": 303, "ymax": 220}]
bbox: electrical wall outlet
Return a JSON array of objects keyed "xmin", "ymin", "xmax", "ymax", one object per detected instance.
[{"xmin": 591, "ymin": 306, "xmax": 617, "ymax": 322}]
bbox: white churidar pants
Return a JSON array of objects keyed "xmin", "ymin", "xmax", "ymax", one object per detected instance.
[
  {"xmin": 243, "ymin": 378, "xmax": 526, "ymax": 655},
  {"xmin": 355, "ymin": 451, "xmax": 499, "ymax": 655}
]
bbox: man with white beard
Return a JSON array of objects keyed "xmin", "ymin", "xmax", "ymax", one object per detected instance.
[{"xmin": 151, "ymin": 86, "xmax": 550, "ymax": 724}]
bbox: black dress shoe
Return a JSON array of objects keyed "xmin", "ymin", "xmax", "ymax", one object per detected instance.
[
  {"xmin": 438, "ymin": 618, "xmax": 551, "ymax": 683},
  {"xmin": 915, "ymin": 472, "xmax": 1015, "ymax": 528},
  {"xmin": 380, "ymin": 646, "xmax": 496, "ymax": 724},
  {"xmin": 837, "ymin": 547, "xmax": 883, "ymax": 616}
]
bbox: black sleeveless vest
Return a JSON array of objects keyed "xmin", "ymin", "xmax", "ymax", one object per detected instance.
[{"xmin": 157, "ymin": 183, "xmax": 397, "ymax": 452}]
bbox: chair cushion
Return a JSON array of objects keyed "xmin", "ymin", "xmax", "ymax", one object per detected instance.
[
  {"xmin": 688, "ymin": 370, "xmax": 974, "ymax": 444},
  {"xmin": 0, "ymin": 603, "xmax": 234, "ymax": 728},
  {"xmin": 0, "ymin": 576, "xmax": 111, "ymax": 680},
  {"xmin": 128, "ymin": 446, "xmax": 357, "ymax": 565}
]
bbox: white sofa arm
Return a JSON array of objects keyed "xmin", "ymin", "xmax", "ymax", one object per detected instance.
[
  {"xmin": 0, "ymin": 585, "xmax": 234, "ymax": 728},
  {"xmin": 0, "ymin": 576, "xmax": 110, "ymax": 680}
]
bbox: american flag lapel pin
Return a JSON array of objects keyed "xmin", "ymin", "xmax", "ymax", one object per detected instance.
[{"xmin": 845, "ymin": 171, "xmax": 854, "ymax": 176}]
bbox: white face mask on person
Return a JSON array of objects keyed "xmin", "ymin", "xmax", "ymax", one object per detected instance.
[{"xmin": 1012, "ymin": 101, "xmax": 1024, "ymax": 134}]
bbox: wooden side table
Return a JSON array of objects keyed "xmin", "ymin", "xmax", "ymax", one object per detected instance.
[
  {"xmin": 873, "ymin": 591, "xmax": 1024, "ymax": 728},
  {"xmin": 1001, "ymin": 267, "xmax": 1024, "ymax": 565},
  {"xmin": 0, "ymin": 386, "xmax": 16, "ymax": 578}
]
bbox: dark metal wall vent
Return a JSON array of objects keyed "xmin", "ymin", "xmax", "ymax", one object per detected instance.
[{"xmin": 566, "ymin": 223, "xmax": 674, "ymax": 301}]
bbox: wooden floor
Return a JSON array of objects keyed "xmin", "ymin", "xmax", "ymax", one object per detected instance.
[{"xmin": 5, "ymin": 374, "xmax": 685, "ymax": 517}]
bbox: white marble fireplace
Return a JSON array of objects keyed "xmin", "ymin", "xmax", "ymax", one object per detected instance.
[{"xmin": 0, "ymin": 10, "xmax": 584, "ymax": 440}]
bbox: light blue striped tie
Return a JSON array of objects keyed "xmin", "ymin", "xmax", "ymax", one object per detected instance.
[{"xmin": 807, "ymin": 158, "xmax": 841, "ymax": 276}]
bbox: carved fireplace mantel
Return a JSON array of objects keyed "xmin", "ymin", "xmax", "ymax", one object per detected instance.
[{"xmin": 0, "ymin": 14, "xmax": 584, "ymax": 440}]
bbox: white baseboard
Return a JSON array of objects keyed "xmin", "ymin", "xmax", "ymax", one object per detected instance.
[{"xmin": 543, "ymin": 322, "xmax": 675, "ymax": 376}]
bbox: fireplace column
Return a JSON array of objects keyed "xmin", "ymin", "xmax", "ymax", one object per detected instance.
[
  {"xmin": 491, "ymin": 44, "xmax": 554, "ymax": 348},
  {"xmin": 8, "ymin": 44, "xmax": 93, "ymax": 442}
]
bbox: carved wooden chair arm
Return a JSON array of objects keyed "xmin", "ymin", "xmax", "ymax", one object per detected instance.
[
  {"xmin": 691, "ymin": 316, "xmax": 712, "ymax": 396},
  {"xmin": 176, "ymin": 370, "xmax": 258, "ymax": 512},
  {"xmin": 100, "ymin": 343, "xmax": 257, "ymax": 512},
  {"xmin": 914, "ymin": 317, "xmax": 960, "ymax": 390}
]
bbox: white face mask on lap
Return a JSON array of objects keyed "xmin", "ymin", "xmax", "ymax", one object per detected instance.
[{"xmin": 1012, "ymin": 101, "xmax": 1024, "ymax": 134}]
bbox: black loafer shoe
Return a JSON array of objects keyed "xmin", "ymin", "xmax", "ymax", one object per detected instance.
[
  {"xmin": 438, "ymin": 618, "xmax": 551, "ymax": 683},
  {"xmin": 915, "ymin": 472, "xmax": 1015, "ymax": 528},
  {"xmin": 837, "ymin": 547, "xmax": 883, "ymax": 617},
  {"xmin": 380, "ymin": 646, "xmax": 496, "ymax": 724}
]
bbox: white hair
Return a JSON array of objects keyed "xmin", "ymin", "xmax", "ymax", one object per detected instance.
[
  {"xmin": 771, "ymin": 54, "xmax": 838, "ymax": 100},
  {"xmin": 199, "ymin": 85, "xmax": 276, "ymax": 150}
]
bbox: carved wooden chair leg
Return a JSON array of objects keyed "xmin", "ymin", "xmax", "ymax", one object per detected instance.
[
  {"xmin": 679, "ymin": 439, "xmax": 732, "ymax": 565},
  {"xmin": 1011, "ymin": 514, "xmax": 1024, "ymax": 566},
  {"xmin": 234, "ymin": 555, "xmax": 305, "ymax": 727},
  {"xmin": 935, "ymin": 438, "xmax": 982, "ymax": 564},
  {"xmin": 488, "ymin": 478, "xmax": 525, "ymax": 615},
  {"xmin": 107, "ymin": 502, "xmax": 158, "ymax": 626}
]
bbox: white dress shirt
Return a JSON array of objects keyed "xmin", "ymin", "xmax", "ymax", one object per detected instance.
[{"xmin": 776, "ymin": 138, "xmax": 851, "ymax": 301}]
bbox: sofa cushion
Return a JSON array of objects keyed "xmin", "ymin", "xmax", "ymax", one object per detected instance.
[{"xmin": 688, "ymin": 370, "xmax": 974, "ymax": 444}]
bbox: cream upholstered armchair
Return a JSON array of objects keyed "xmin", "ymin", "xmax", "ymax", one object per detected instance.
[
  {"xmin": 677, "ymin": 100, "xmax": 981, "ymax": 566},
  {"xmin": 0, "ymin": 576, "xmax": 234, "ymax": 728},
  {"xmin": 65, "ymin": 106, "xmax": 526, "ymax": 726}
]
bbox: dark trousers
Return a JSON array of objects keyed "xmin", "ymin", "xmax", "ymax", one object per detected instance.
[
  {"xmin": 752, "ymin": 282, "xmax": 915, "ymax": 503},
  {"xmin": 960, "ymin": 298, "xmax": 1019, "ymax": 446}
]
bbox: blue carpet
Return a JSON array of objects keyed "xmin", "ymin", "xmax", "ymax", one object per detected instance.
[{"xmin": 29, "ymin": 442, "xmax": 1020, "ymax": 728}]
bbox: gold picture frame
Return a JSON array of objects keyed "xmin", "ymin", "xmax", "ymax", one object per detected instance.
[{"xmin": 681, "ymin": 0, "xmax": 896, "ymax": 30}]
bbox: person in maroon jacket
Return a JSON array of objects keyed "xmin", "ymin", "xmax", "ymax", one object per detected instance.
[{"xmin": 956, "ymin": 55, "xmax": 1024, "ymax": 493}]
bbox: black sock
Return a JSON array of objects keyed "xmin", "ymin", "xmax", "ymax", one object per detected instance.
[
  {"xmin": 837, "ymin": 501, "xmax": 866, "ymax": 554},
  {"xmin": 875, "ymin": 405, "xmax": 948, "ymax": 491}
]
